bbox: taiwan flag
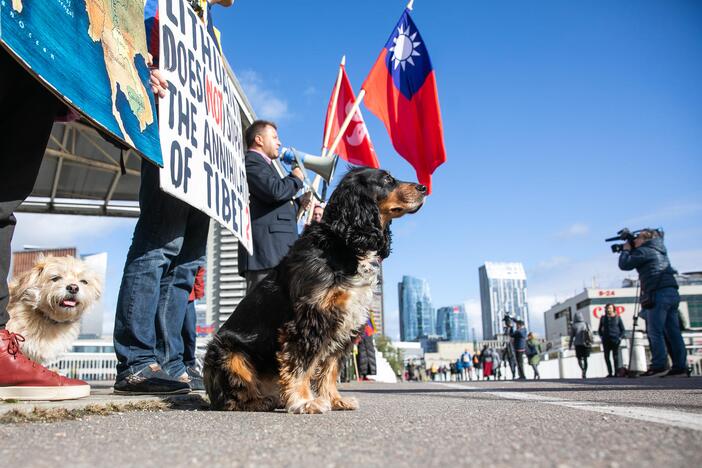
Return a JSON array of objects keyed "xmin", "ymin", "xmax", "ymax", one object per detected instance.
[
  {"xmin": 362, "ymin": 8, "xmax": 446, "ymax": 194},
  {"xmin": 323, "ymin": 66, "xmax": 380, "ymax": 168}
]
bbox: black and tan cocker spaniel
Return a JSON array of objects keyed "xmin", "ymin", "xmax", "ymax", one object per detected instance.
[{"xmin": 204, "ymin": 167, "xmax": 426, "ymax": 413}]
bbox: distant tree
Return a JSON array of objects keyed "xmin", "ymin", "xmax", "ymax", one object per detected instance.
[{"xmin": 375, "ymin": 335, "xmax": 403, "ymax": 376}]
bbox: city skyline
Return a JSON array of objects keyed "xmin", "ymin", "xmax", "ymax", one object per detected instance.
[{"xmin": 8, "ymin": 1, "xmax": 701, "ymax": 342}]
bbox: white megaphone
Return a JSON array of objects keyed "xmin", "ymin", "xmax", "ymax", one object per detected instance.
[{"xmin": 279, "ymin": 147, "xmax": 338, "ymax": 200}]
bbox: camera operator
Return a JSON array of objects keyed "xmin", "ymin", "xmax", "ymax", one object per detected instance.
[{"xmin": 618, "ymin": 229, "xmax": 688, "ymax": 377}]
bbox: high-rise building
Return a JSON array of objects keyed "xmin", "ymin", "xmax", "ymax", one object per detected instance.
[
  {"xmin": 436, "ymin": 304, "xmax": 470, "ymax": 341},
  {"xmin": 398, "ymin": 275, "xmax": 434, "ymax": 341},
  {"xmin": 479, "ymin": 262, "xmax": 529, "ymax": 339}
]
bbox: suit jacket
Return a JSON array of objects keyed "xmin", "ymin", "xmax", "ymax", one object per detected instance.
[{"xmin": 238, "ymin": 151, "xmax": 303, "ymax": 274}]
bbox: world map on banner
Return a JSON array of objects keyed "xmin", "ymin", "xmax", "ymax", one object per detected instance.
[{"xmin": 0, "ymin": 0, "xmax": 162, "ymax": 165}]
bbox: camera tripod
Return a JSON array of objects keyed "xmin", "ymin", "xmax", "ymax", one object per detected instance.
[{"xmin": 627, "ymin": 283, "xmax": 641, "ymax": 377}]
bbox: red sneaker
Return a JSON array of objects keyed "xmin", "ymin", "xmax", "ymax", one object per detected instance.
[{"xmin": 0, "ymin": 329, "xmax": 90, "ymax": 401}]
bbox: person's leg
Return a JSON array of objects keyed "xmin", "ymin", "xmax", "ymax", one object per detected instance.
[
  {"xmin": 661, "ymin": 289, "xmax": 687, "ymax": 371},
  {"xmin": 645, "ymin": 298, "xmax": 669, "ymax": 371},
  {"xmin": 113, "ymin": 160, "xmax": 190, "ymax": 380},
  {"xmin": 158, "ymin": 210, "xmax": 209, "ymax": 378},
  {"xmin": 181, "ymin": 300, "xmax": 197, "ymax": 368},
  {"xmin": 516, "ymin": 351, "xmax": 526, "ymax": 378},
  {"xmin": 0, "ymin": 50, "xmax": 61, "ymax": 328},
  {"xmin": 0, "ymin": 51, "xmax": 92, "ymax": 401},
  {"xmin": 603, "ymin": 341, "xmax": 613, "ymax": 376}
]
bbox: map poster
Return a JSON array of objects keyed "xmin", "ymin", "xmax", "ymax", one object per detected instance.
[
  {"xmin": 157, "ymin": 0, "xmax": 252, "ymax": 252},
  {"xmin": 0, "ymin": 0, "xmax": 162, "ymax": 166}
]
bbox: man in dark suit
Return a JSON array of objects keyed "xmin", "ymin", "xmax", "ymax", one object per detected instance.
[{"xmin": 238, "ymin": 120, "xmax": 310, "ymax": 292}]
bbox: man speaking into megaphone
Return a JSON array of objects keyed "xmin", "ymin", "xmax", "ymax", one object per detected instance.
[{"xmin": 237, "ymin": 120, "xmax": 312, "ymax": 293}]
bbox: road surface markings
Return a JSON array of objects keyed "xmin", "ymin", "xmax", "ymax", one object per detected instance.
[{"xmin": 438, "ymin": 383, "xmax": 702, "ymax": 432}]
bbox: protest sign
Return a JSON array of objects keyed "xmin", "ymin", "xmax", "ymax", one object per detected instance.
[
  {"xmin": 0, "ymin": 0, "xmax": 162, "ymax": 165},
  {"xmin": 158, "ymin": 0, "xmax": 252, "ymax": 253}
]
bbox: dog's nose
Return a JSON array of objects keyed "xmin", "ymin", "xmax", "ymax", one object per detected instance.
[
  {"xmin": 66, "ymin": 284, "xmax": 79, "ymax": 294},
  {"xmin": 416, "ymin": 184, "xmax": 427, "ymax": 193}
]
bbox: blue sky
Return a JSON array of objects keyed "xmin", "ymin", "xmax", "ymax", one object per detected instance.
[{"xmin": 13, "ymin": 0, "xmax": 702, "ymax": 340}]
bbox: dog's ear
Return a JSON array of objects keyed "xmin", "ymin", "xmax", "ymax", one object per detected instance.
[
  {"xmin": 377, "ymin": 224, "xmax": 392, "ymax": 259},
  {"xmin": 9, "ymin": 262, "xmax": 45, "ymax": 307},
  {"xmin": 325, "ymin": 181, "xmax": 385, "ymax": 254}
]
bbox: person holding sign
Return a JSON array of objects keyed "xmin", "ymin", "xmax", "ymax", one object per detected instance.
[
  {"xmin": 113, "ymin": 0, "xmax": 234, "ymax": 396},
  {"xmin": 237, "ymin": 120, "xmax": 311, "ymax": 293}
]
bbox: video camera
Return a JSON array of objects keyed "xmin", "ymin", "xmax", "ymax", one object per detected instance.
[
  {"xmin": 502, "ymin": 313, "xmax": 513, "ymax": 329},
  {"xmin": 605, "ymin": 228, "xmax": 638, "ymax": 253},
  {"xmin": 605, "ymin": 227, "xmax": 663, "ymax": 253}
]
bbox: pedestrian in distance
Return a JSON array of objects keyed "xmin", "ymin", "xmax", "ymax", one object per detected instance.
[
  {"xmin": 569, "ymin": 312, "xmax": 593, "ymax": 378},
  {"xmin": 493, "ymin": 347, "xmax": 503, "ymax": 380},
  {"xmin": 473, "ymin": 352, "xmax": 481, "ymax": 380},
  {"xmin": 481, "ymin": 346, "xmax": 493, "ymax": 380},
  {"xmin": 461, "ymin": 348, "xmax": 473, "ymax": 381},
  {"xmin": 510, "ymin": 319, "xmax": 528, "ymax": 380},
  {"xmin": 618, "ymin": 228, "xmax": 689, "ymax": 377},
  {"xmin": 598, "ymin": 303, "xmax": 625, "ymax": 377},
  {"xmin": 526, "ymin": 332, "xmax": 542, "ymax": 380}
]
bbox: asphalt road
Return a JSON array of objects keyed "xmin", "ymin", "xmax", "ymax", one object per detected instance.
[{"xmin": 1, "ymin": 377, "xmax": 701, "ymax": 467}]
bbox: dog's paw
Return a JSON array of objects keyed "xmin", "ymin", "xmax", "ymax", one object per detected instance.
[
  {"xmin": 287, "ymin": 399, "xmax": 329, "ymax": 414},
  {"xmin": 331, "ymin": 397, "xmax": 358, "ymax": 411}
]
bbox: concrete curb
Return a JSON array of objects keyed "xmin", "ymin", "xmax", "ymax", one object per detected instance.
[{"xmin": 0, "ymin": 383, "xmax": 205, "ymax": 417}]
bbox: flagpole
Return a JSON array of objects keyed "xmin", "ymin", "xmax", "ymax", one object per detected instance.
[
  {"xmin": 322, "ymin": 55, "xmax": 346, "ymax": 158},
  {"xmin": 327, "ymin": 89, "xmax": 365, "ymax": 159},
  {"xmin": 302, "ymin": 56, "xmax": 346, "ymax": 224},
  {"xmin": 406, "ymin": 0, "xmax": 414, "ymax": 10}
]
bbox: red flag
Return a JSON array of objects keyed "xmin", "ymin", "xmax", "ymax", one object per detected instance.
[
  {"xmin": 324, "ymin": 66, "xmax": 380, "ymax": 168},
  {"xmin": 362, "ymin": 8, "xmax": 446, "ymax": 193}
]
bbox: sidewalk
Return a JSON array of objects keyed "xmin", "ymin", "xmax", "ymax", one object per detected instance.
[{"xmin": 0, "ymin": 382, "xmax": 206, "ymax": 420}]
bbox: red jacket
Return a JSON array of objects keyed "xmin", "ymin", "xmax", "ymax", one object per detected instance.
[{"xmin": 189, "ymin": 267, "xmax": 205, "ymax": 302}]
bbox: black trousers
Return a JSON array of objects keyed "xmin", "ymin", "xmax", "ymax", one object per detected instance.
[
  {"xmin": 0, "ymin": 49, "xmax": 62, "ymax": 327},
  {"xmin": 515, "ymin": 350, "xmax": 526, "ymax": 378},
  {"xmin": 602, "ymin": 339, "xmax": 621, "ymax": 376}
]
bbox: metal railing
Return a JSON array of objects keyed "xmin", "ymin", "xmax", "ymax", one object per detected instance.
[{"xmin": 46, "ymin": 353, "xmax": 118, "ymax": 381}]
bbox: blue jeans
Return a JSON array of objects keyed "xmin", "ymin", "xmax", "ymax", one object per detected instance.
[
  {"xmin": 114, "ymin": 160, "xmax": 209, "ymax": 381},
  {"xmin": 644, "ymin": 287, "xmax": 687, "ymax": 370},
  {"xmin": 181, "ymin": 300, "xmax": 197, "ymax": 368}
]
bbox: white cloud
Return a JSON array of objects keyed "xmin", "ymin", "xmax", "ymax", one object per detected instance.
[
  {"xmin": 12, "ymin": 213, "xmax": 134, "ymax": 249},
  {"xmin": 556, "ymin": 223, "xmax": 589, "ymax": 239},
  {"xmin": 303, "ymin": 85, "xmax": 317, "ymax": 96},
  {"xmin": 535, "ymin": 256, "xmax": 570, "ymax": 271},
  {"xmin": 622, "ymin": 203, "xmax": 702, "ymax": 226},
  {"xmin": 238, "ymin": 70, "xmax": 291, "ymax": 121}
]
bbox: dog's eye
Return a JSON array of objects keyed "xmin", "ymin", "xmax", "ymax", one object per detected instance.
[
  {"xmin": 384, "ymin": 175, "xmax": 394, "ymax": 184},
  {"xmin": 80, "ymin": 280, "xmax": 88, "ymax": 285},
  {"xmin": 51, "ymin": 276, "xmax": 62, "ymax": 282}
]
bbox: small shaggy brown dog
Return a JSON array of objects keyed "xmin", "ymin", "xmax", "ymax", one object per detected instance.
[
  {"xmin": 204, "ymin": 167, "xmax": 426, "ymax": 413},
  {"xmin": 6, "ymin": 255, "xmax": 102, "ymax": 363}
]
